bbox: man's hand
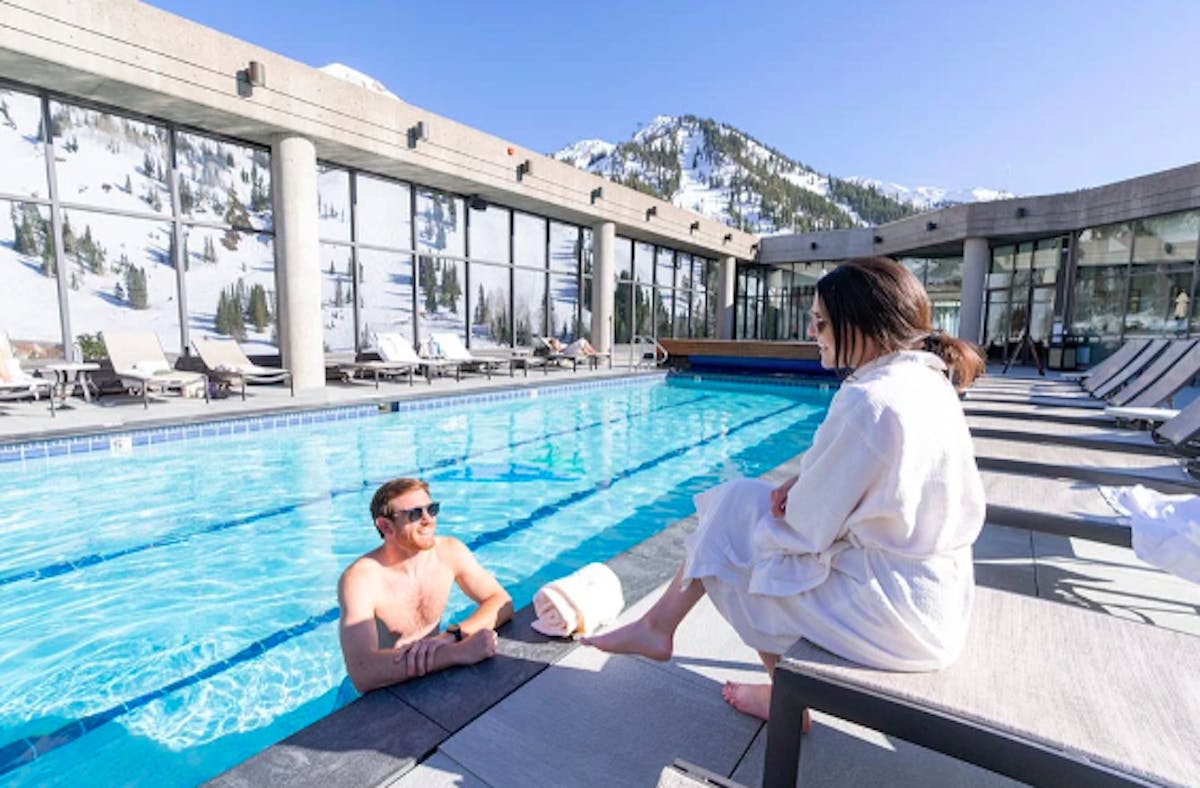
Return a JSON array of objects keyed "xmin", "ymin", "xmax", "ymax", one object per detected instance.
[
  {"xmin": 770, "ymin": 475, "xmax": 799, "ymax": 518},
  {"xmin": 459, "ymin": 629, "xmax": 498, "ymax": 665},
  {"xmin": 394, "ymin": 635, "xmax": 447, "ymax": 678}
]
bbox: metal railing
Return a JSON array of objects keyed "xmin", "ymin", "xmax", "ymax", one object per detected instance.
[{"xmin": 630, "ymin": 335, "xmax": 668, "ymax": 370}]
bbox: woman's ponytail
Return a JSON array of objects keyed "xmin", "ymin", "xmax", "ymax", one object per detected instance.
[{"xmin": 921, "ymin": 331, "xmax": 984, "ymax": 391}]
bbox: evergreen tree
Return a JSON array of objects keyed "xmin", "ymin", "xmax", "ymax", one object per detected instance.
[
  {"xmin": 114, "ymin": 281, "xmax": 125, "ymax": 303},
  {"xmin": 126, "ymin": 265, "xmax": 148, "ymax": 309},
  {"xmin": 419, "ymin": 256, "xmax": 438, "ymax": 313},
  {"xmin": 248, "ymin": 283, "xmax": 271, "ymax": 331},
  {"xmin": 179, "ymin": 179, "xmax": 194, "ymax": 213}
]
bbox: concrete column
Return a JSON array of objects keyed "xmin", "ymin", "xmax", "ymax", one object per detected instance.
[
  {"xmin": 959, "ymin": 237, "xmax": 989, "ymax": 345},
  {"xmin": 716, "ymin": 255, "xmax": 736, "ymax": 339},
  {"xmin": 271, "ymin": 135, "xmax": 324, "ymax": 390},
  {"xmin": 590, "ymin": 221, "xmax": 615, "ymax": 353}
]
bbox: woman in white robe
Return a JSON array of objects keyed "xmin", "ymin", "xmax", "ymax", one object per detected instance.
[{"xmin": 583, "ymin": 256, "xmax": 986, "ymax": 722}]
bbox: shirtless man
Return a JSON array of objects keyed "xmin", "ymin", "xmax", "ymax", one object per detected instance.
[{"xmin": 338, "ymin": 478, "xmax": 513, "ymax": 693}]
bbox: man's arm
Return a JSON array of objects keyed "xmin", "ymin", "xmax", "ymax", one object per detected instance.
[
  {"xmin": 338, "ymin": 564, "xmax": 480, "ymax": 693},
  {"xmin": 445, "ymin": 538, "xmax": 513, "ymax": 636}
]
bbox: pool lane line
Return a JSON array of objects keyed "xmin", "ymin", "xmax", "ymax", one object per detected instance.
[
  {"xmin": 0, "ymin": 397, "xmax": 808, "ymax": 777},
  {"xmin": 0, "ymin": 393, "xmax": 712, "ymax": 588}
]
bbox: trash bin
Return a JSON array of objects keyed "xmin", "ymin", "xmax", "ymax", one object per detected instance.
[{"xmin": 1075, "ymin": 337, "xmax": 1093, "ymax": 368}]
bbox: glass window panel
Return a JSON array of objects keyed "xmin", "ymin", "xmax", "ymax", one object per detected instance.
[
  {"xmin": 357, "ymin": 174, "xmax": 411, "ymax": 249},
  {"xmin": 359, "ymin": 249, "xmax": 414, "ymax": 350},
  {"xmin": 470, "ymin": 261, "xmax": 510, "ymax": 347},
  {"xmin": 0, "ymin": 88, "xmax": 48, "ymax": 197},
  {"xmin": 613, "ymin": 281, "xmax": 632, "ymax": 342},
  {"xmin": 900, "ymin": 257, "xmax": 928, "ymax": 285},
  {"xmin": 417, "ymin": 255, "xmax": 466, "ymax": 343},
  {"xmin": 0, "ymin": 200, "xmax": 63, "ymax": 357},
  {"xmin": 62, "ymin": 208, "xmax": 179, "ymax": 354},
  {"xmin": 925, "ymin": 257, "xmax": 962, "ymax": 289},
  {"xmin": 673, "ymin": 287, "xmax": 689, "ymax": 337},
  {"xmin": 581, "ymin": 228, "xmax": 593, "ymax": 279},
  {"xmin": 319, "ymin": 243, "xmax": 355, "ymax": 353},
  {"xmin": 1032, "ymin": 239, "xmax": 1060, "ymax": 285},
  {"xmin": 706, "ymin": 259, "xmax": 720, "ymax": 336},
  {"xmin": 988, "ymin": 245, "xmax": 1015, "ymax": 289},
  {"xmin": 49, "ymin": 101, "xmax": 169, "ymax": 215},
  {"xmin": 176, "ymin": 130, "xmax": 271, "ymax": 230},
  {"xmin": 614, "ymin": 236, "xmax": 632, "ymax": 281},
  {"xmin": 316, "ymin": 166, "xmax": 351, "ymax": 243},
  {"xmin": 634, "ymin": 241, "xmax": 653, "ymax": 283},
  {"xmin": 549, "ymin": 274, "xmax": 578, "ymax": 341},
  {"xmin": 1069, "ymin": 264, "xmax": 1125, "ymax": 338},
  {"xmin": 635, "ymin": 283, "xmax": 653, "ymax": 337},
  {"xmin": 549, "ymin": 221, "xmax": 578, "ymax": 275},
  {"xmin": 513, "ymin": 265, "xmax": 546, "ymax": 344},
  {"xmin": 1133, "ymin": 211, "xmax": 1199, "ymax": 265},
  {"xmin": 655, "ymin": 285, "xmax": 673, "ymax": 338},
  {"xmin": 1012, "ymin": 242, "xmax": 1034, "ymax": 292},
  {"xmin": 512, "ymin": 212, "xmax": 546, "ymax": 270},
  {"xmin": 932, "ymin": 299, "xmax": 961, "ymax": 336},
  {"xmin": 677, "ymin": 253, "xmax": 694, "ymax": 291},
  {"xmin": 1076, "ymin": 223, "xmax": 1132, "ymax": 266},
  {"xmin": 468, "ymin": 203, "xmax": 509, "ymax": 264},
  {"xmin": 183, "ymin": 225, "xmax": 277, "ymax": 353},
  {"xmin": 416, "ymin": 189, "xmax": 464, "ymax": 258},
  {"xmin": 983, "ymin": 289, "xmax": 1012, "ymax": 352},
  {"xmin": 580, "ymin": 275, "xmax": 593, "ymax": 341},
  {"xmin": 655, "ymin": 247, "xmax": 675, "ymax": 289},
  {"xmin": 1124, "ymin": 265, "xmax": 1193, "ymax": 336}
]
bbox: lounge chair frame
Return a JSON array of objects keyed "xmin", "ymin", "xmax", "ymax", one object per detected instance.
[
  {"xmin": 192, "ymin": 336, "xmax": 293, "ymax": 399},
  {"xmin": 763, "ymin": 518, "xmax": 1197, "ymax": 787}
]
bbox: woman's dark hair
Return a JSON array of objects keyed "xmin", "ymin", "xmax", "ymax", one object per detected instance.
[{"xmin": 815, "ymin": 256, "xmax": 984, "ymax": 389}]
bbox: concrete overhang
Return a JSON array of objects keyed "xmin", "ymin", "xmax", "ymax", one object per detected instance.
[
  {"xmin": 0, "ymin": 0, "xmax": 758, "ymax": 260},
  {"xmin": 760, "ymin": 161, "xmax": 1200, "ymax": 264}
]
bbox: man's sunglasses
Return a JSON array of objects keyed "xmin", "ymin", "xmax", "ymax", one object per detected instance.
[{"xmin": 388, "ymin": 502, "xmax": 441, "ymax": 523}]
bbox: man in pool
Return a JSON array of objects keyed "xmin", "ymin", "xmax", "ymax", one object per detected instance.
[{"xmin": 338, "ymin": 477, "xmax": 513, "ymax": 692}]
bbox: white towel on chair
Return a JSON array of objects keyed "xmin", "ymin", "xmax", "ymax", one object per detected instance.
[
  {"xmin": 530, "ymin": 563, "xmax": 625, "ymax": 637},
  {"xmin": 1101, "ymin": 485, "xmax": 1200, "ymax": 584}
]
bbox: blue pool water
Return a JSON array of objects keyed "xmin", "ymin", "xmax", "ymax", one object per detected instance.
[{"xmin": 0, "ymin": 375, "xmax": 833, "ymax": 786}]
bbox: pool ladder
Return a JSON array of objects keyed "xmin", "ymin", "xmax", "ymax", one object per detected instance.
[{"xmin": 631, "ymin": 335, "xmax": 668, "ymax": 370}]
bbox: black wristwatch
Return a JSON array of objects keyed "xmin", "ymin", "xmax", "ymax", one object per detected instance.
[{"xmin": 445, "ymin": 624, "xmax": 463, "ymax": 642}]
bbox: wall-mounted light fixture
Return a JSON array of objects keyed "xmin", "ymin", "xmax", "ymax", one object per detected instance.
[
  {"xmin": 645, "ymin": 206, "xmax": 657, "ymax": 220},
  {"xmin": 407, "ymin": 121, "xmax": 428, "ymax": 149},
  {"xmin": 689, "ymin": 220, "xmax": 701, "ymax": 233},
  {"xmin": 247, "ymin": 61, "xmax": 266, "ymax": 87},
  {"xmin": 873, "ymin": 235, "xmax": 883, "ymax": 244},
  {"xmin": 590, "ymin": 186, "xmax": 604, "ymax": 204},
  {"xmin": 925, "ymin": 221, "xmax": 938, "ymax": 231},
  {"xmin": 723, "ymin": 233, "xmax": 733, "ymax": 243},
  {"xmin": 516, "ymin": 159, "xmax": 532, "ymax": 180},
  {"xmin": 468, "ymin": 195, "xmax": 488, "ymax": 211},
  {"xmin": 1164, "ymin": 241, "xmax": 1175, "ymax": 255},
  {"xmin": 750, "ymin": 243, "xmax": 759, "ymax": 254},
  {"xmin": 809, "ymin": 241, "xmax": 819, "ymax": 250},
  {"xmin": 1015, "ymin": 206, "xmax": 1027, "ymax": 218}
]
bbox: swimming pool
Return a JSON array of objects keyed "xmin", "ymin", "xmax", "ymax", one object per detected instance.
[{"xmin": 0, "ymin": 374, "xmax": 833, "ymax": 786}]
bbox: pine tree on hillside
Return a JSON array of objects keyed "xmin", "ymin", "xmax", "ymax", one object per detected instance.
[
  {"xmin": 248, "ymin": 283, "xmax": 271, "ymax": 331},
  {"xmin": 126, "ymin": 265, "xmax": 148, "ymax": 309}
]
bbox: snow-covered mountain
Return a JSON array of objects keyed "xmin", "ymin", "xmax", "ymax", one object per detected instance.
[{"xmin": 553, "ymin": 115, "xmax": 1013, "ymax": 235}]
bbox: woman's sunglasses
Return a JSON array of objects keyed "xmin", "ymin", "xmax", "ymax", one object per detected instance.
[{"xmin": 388, "ymin": 502, "xmax": 441, "ymax": 523}]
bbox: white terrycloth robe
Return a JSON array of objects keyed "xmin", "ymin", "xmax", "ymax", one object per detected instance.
[{"xmin": 681, "ymin": 351, "xmax": 986, "ymax": 671}]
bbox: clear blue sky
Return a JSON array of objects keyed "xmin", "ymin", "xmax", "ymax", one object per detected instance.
[{"xmin": 145, "ymin": 0, "xmax": 1199, "ymax": 196}]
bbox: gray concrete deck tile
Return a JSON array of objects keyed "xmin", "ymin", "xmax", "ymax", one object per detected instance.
[
  {"xmin": 385, "ymin": 606, "xmax": 567, "ymax": 732},
  {"xmin": 605, "ymin": 548, "xmax": 685, "ymax": 608},
  {"xmin": 437, "ymin": 646, "xmax": 761, "ymax": 788},
  {"xmin": 387, "ymin": 751, "xmax": 492, "ymax": 787},
  {"xmin": 731, "ymin": 713, "xmax": 1023, "ymax": 787},
  {"xmin": 974, "ymin": 434, "xmax": 1193, "ymax": 480},
  {"xmin": 626, "ymin": 514, "xmax": 698, "ymax": 565},
  {"xmin": 1031, "ymin": 532, "xmax": 1200, "ymax": 636},
  {"xmin": 973, "ymin": 523, "xmax": 1038, "ymax": 595},
  {"xmin": 205, "ymin": 688, "xmax": 447, "ymax": 788},
  {"xmin": 980, "ymin": 470, "xmax": 1122, "ymax": 521}
]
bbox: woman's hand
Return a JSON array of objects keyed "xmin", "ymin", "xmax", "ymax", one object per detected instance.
[{"xmin": 769, "ymin": 475, "xmax": 799, "ymax": 518}]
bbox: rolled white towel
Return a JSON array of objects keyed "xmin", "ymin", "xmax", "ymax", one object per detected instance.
[{"xmin": 530, "ymin": 562, "xmax": 625, "ymax": 637}]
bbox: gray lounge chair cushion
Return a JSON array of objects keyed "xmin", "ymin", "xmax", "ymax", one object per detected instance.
[{"xmin": 775, "ymin": 586, "xmax": 1200, "ymax": 785}]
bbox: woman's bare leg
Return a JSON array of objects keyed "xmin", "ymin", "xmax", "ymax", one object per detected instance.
[
  {"xmin": 722, "ymin": 651, "xmax": 811, "ymax": 732},
  {"xmin": 580, "ymin": 566, "xmax": 704, "ymax": 661}
]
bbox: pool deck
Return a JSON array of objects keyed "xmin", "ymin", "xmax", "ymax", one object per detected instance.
[{"xmin": 6, "ymin": 363, "xmax": 1200, "ymax": 786}]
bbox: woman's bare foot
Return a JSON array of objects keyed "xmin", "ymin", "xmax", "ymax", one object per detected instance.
[
  {"xmin": 579, "ymin": 618, "xmax": 672, "ymax": 661},
  {"xmin": 721, "ymin": 682, "xmax": 812, "ymax": 732}
]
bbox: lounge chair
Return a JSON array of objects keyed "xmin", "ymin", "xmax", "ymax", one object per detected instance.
[
  {"xmin": 0, "ymin": 331, "xmax": 55, "ymax": 415},
  {"xmin": 534, "ymin": 336, "xmax": 611, "ymax": 372},
  {"xmin": 192, "ymin": 336, "xmax": 292, "ymax": 399},
  {"xmin": 103, "ymin": 330, "xmax": 208, "ymax": 408},
  {"xmin": 429, "ymin": 332, "xmax": 509, "ymax": 379},
  {"xmin": 764, "ymin": 581, "xmax": 1200, "ymax": 787},
  {"xmin": 341, "ymin": 332, "xmax": 461, "ymax": 387}
]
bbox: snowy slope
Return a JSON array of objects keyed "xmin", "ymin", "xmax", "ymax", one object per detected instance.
[{"xmin": 554, "ymin": 114, "xmax": 1013, "ymax": 235}]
